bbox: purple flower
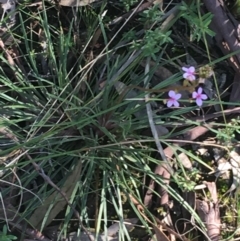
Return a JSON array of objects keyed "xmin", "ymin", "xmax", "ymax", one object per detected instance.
[
  {"xmin": 192, "ymin": 87, "xmax": 207, "ymax": 106},
  {"xmin": 182, "ymin": 66, "xmax": 196, "ymax": 81},
  {"xmin": 167, "ymin": 90, "xmax": 181, "ymax": 107}
]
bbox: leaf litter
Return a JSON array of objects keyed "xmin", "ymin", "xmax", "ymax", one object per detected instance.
[{"xmin": 0, "ymin": 0, "xmax": 240, "ymax": 241}]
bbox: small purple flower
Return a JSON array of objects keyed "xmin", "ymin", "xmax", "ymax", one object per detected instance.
[
  {"xmin": 182, "ymin": 66, "xmax": 196, "ymax": 81},
  {"xmin": 167, "ymin": 90, "xmax": 181, "ymax": 108},
  {"xmin": 192, "ymin": 87, "xmax": 207, "ymax": 106}
]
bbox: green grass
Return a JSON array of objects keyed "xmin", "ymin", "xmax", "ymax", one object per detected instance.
[{"xmin": 0, "ymin": 0, "xmax": 239, "ymax": 240}]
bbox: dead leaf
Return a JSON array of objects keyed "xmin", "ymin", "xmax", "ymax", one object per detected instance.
[
  {"xmin": 90, "ymin": 27, "xmax": 102, "ymax": 48},
  {"xmin": 144, "ymin": 163, "xmax": 171, "ymax": 208},
  {"xmin": 151, "ymin": 224, "xmax": 170, "ymax": 241},
  {"xmin": 196, "ymin": 182, "xmax": 221, "ymax": 241},
  {"xmin": 215, "ymin": 162, "xmax": 231, "ymax": 179},
  {"xmin": 1, "ymin": 0, "xmax": 16, "ymax": 22},
  {"xmin": 29, "ymin": 160, "xmax": 82, "ymax": 230},
  {"xmin": 229, "ymin": 148, "xmax": 240, "ymax": 192},
  {"xmin": 177, "ymin": 153, "xmax": 192, "ymax": 169},
  {"xmin": 105, "ymin": 218, "xmax": 138, "ymax": 237}
]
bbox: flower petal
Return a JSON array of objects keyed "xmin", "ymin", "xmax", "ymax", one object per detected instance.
[
  {"xmin": 182, "ymin": 67, "xmax": 188, "ymax": 72},
  {"xmin": 175, "ymin": 93, "xmax": 182, "ymax": 100},
  {"xmin": 173, "ymin": 100, "xmax": 180, "ymax": 107},
  {"xmin": 188, "ymin": 75, "xmax": 196, "ymax": 81},
  {"xmin": 168, "ymin": 90, "xmax": 175, "ymax": 98},
  {"xmin": 189, "ymin": 66, "xmax": 195, "ymax": 73},
  {"xmin": 192, "ymin": 91, "xmax": 198, "ymax": 99},
  {"xmin": 196, "ymin": 98, "xmax": 203, "ymax": 106},
  {"xmin": 167, "ymin": 100, "xmax": 174, "ymax": 107},
  {"xmin": 197, "ymin": 87, "xmax": 203, "ymax": 94},
  {"xmin": 201, "ymin": 94, "xmax": 208, "ymax": 100},
  {"xmin": 183, "ymin": 73, "xmax": 195, "ymax": 81}
]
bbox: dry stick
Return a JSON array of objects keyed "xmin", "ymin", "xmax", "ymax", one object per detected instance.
[
  {"xmin": 203, "ymin": 0, "xmax": 240, "ymax": 65},
  {"xmin": 0, "ymin": 128, "xmax": 93, "ymax": 241},
  {"xmin": 203, "ymin": 0, "xmax": 240, "ymax": 105}
]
